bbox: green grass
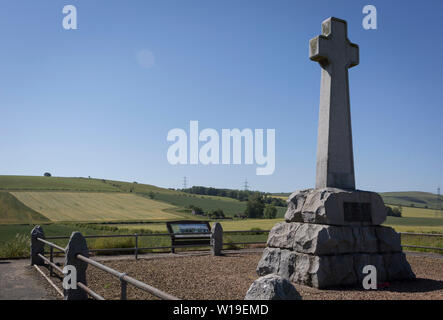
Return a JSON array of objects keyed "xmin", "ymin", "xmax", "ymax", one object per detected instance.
[
  {"xmin": 0, "ymin": 192, "xmax": 50, "ymax": 224},
  {"xmin": 0, "ymin": 234, "xmax": 30, "ymax": 258}
]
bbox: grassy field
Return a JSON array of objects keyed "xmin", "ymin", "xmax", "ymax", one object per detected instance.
[
  {"xmin": 0, "ymin": 192, "xmax": 50, "ymax": 224},
  {"xmin": 11, "ymin": 192, "xmax": 185, "ymax": 222}
]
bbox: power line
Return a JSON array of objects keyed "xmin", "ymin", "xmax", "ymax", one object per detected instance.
[{"xmin": 182, "ymin": 176, "xmax": 187, "ymax": 190}]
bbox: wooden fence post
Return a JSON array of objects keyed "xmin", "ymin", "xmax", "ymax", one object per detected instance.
[{"xmin": 64, "ymin": 232, "xmax": 89, "ymax": 300}]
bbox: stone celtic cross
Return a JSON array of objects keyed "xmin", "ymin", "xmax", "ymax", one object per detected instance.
[
  {"xmin": 310, "ymin": 17, "xmax": 359, "ymax": 190},
  {"xmin": 253, "ymin": 17, "xmax": 414, "ymax": 291}
]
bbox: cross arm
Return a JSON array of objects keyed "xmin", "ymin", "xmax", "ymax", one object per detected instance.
[
  {"xmin": 347, "ymin": 42, "xmax": 359, "ymax": 68},
  {"xmin": 309, "ymin": 35, "xmax": 330, "ymax": 67}
]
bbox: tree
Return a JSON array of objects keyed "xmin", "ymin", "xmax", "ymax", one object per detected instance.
[
  {"xmin": 392, "ymin": 206, "xmax": 402, "ymax": 217},
  {"xmin": 189, "ymin": 205, "xmax": 204, "ymax": 216},
  {"xmin": 386, "ymin": 206, "xmax": 402, "ymax": 217},
  {"xmin": 148, "ymin": 192, "xmax": 155, "ymax": 199},
  {"xmin": 43, "ymin": 172, "xmax": 51, "ymax": 177},
  {"xmin": 264, "ymin": 204, "xmax": 277, "ymax": 219},
  {"xmin": 210, "ymin": 209, "xmax": 225, "ymax": 219},
  {"xmin": 244, "ymin": 194, "xmax": 265, "ymax": 218}
]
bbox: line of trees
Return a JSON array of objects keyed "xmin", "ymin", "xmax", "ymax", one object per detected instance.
[
  {"xmin": 182, "ymin": 186, "xmax": 286, "ymax": 207},
  {"xmin": 188, "ymin": 205, "xmax": 226, "ymax": 219},
  {"xmin": 245, "ymin": 193, "xmax": 278, "ymax": 219}
]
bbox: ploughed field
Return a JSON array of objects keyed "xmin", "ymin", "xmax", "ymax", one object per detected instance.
[{"xmin": 39, "ymin": 252, "xmax": 443, "ymax": 300}]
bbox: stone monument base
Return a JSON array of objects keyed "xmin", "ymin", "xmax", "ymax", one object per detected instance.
[
  {"xmin": 257, "ymin": 246, "xmax": 415, "ymax": 288},
  {"xmin": 284, "ymin": 188, "xmax": 387, "ymax": 226},
  {"xmin": 256, "ymin": 187, "xmax": 416, "ymax": 289}
]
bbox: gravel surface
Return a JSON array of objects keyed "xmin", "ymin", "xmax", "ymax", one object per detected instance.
[{"xmin": 35, "ymin": 251, "xmax": 443, "ymax": 300}]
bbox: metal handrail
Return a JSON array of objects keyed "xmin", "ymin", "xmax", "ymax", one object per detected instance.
[
  {"xmin": 77, "ymin": 282, "xmax": 105, "ymax": 300},
  {"xmin": 402, "ymin": 244, "xmax": 443, "ymax": 251},
  {"xmin": 37, "ymin": 237, "xmax": 66, "ymax": 252},
  {"xmin": 223, "ymin": 230, "xmax": 269, "ymax": 234},
  {"xmin": 400, "ymin": 232, "xmax": 443, "ymax": 237},
  {"xmin": 42, "ymin": 230, "xmax": 443, "ymax": 257},
  {"xmin": 76, "ymin": 254, "xmax": 179, "ymax": 300},
  {"xmin": 35, "ymin": 236, "xmax": 179, "ymax": 300},
  {"xmin": 36, "ymin": 239, "xmax": 105, "ymax": 300},
  {"xmin": 38, "ymin": 253, "xmax": 64, "ymax": 274},
  {"xmin": 45, "ymin": 231, "xmax": 212, "ymax": 240}
]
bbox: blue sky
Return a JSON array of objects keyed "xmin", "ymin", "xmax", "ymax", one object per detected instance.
[{"xmin": 0, "ymin": 0, "xmax": 442, "ymax": 193}]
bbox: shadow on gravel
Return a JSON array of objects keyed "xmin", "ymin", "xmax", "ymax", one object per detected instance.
[
  {"xmin": 0, "ymin": 261, "xmax": 11, "ymax": 264},
  {"xmin": 385, "ymin": 278, "xmax": 443, "ymax": 293}
]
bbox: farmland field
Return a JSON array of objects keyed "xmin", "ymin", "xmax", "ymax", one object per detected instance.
[
  {"xmin": 0, "ymin": 192, "xmax": 50, "ymax": 224},
  {"xmin": 153, "ymin": 192, "xmax": 286, "ymax": 218},
  {"xmin": 11, "ymin": 192, "xmax": 184, "ymax": 222},
  {"xmin": 384, "ymin": 206, "xmax": 443, "ymax": 233}
]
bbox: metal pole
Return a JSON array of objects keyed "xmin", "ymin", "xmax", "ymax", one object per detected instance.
[
  {"xmin": 135, "ymin": 234, "xmax": 138, "ymax": 260},
  {"xmin": 49, "ymin": 246, "xmax": 54, "ymax": 277},
  {"xmin": 120, "ymin": 274, "xmax": 127, "ymax": 300}
]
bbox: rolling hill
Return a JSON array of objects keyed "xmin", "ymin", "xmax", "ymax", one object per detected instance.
[
  {"xmin": 0, "ymin": 175, "xmax": 266, "ymax": 223},
  {"xmin": 381, "ymin": 191, "xmax": 442, "ymax": 210}
]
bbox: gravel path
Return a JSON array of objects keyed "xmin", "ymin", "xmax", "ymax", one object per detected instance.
[
  {"xmin": 25, "ymin": 250, "xmax": 443, "ymax": 300},
  {"xmin": 81, "ymin": 252, "xmax": 443, "ymax": 300}
]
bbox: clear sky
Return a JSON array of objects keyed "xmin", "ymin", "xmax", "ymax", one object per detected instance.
[{"xmin": 0, "ymin": 0, "xmax": 442, "ymax": 193}]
